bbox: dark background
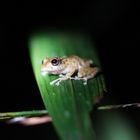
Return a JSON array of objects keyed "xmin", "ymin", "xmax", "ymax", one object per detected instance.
[{"xmin": 0, "ymin": 1, "xmax": 139, "ymax": 140}]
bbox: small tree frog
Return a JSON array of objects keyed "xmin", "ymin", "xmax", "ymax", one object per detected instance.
[{"xmin": 41, "ymin": 55, "xmax": 100, "ymax": 86}]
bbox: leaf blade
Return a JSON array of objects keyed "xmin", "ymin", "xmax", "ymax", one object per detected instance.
[{"xmin": 28, "ymin": 32, "xmax": 106, "ymax": 140}]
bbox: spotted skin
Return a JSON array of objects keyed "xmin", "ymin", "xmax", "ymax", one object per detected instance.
[{"xmin": 41, "ymin": 55, "xmax": 100, "ymax": 86}]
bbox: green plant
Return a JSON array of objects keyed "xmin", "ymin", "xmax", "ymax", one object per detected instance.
[
  {"xmin": 28, "ymin": 32, "xmax": 106, "ymax": 140},
  {"xmin": 1, "ymin": 31, "xmax": 138, "ymax": 140}
]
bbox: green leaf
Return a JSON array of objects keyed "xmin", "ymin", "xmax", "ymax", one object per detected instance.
[{"xmin": 28, "ymin": 32, "xmax": 106, "ymax": 140}]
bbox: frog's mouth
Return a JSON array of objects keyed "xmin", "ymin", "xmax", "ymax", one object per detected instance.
[
  {"xmin": 51, "ymin": 70, "xmax": 63, "ymax": 75},
  {"xmin": 41, "ymin": 69, "xmax": 63, "ymax": 75}
]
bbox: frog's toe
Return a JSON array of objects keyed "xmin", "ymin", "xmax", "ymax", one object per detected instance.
[
  {"xmin": 83, "ymin": 78, "xmax": 88, "ymax": 85},
  {"xmin": 83, "ymin": 81, "xmax": 87, "ymax": 85},
  {"xmin": 50, "ymin": 80, "xmax": 56, "ymax": 85},
  {"xmin": 50, "ymin": 81, "xmax": 54, "ymax": 85},
  {"xmin": 55, "ymin": 82, "xmax": 60, "ymax": 86}
]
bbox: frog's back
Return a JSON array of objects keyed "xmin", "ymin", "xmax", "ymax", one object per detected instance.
[{"xmin": 67, "ymin": 55, "xmax": 92, "ymax": 67}]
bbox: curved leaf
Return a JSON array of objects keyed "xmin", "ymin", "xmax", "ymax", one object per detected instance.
[{"xmin": 28, "ymin": 32, "xmax": 106, "ymax": 140}]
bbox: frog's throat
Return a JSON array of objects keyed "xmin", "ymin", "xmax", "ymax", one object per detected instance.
[{"xmin": 51, "ymin": 69, "xmax": 63, "ymax": 75}]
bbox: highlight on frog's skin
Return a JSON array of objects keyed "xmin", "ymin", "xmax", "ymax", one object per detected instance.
[{"xmin": 41, "ymin": 71, "xmax": 48, "ymax": 76}]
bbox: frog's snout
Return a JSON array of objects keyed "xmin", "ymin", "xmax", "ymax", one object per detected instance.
[{"xmin": 41, "ymin": 70, "xmax": 48, "ymax": 76}]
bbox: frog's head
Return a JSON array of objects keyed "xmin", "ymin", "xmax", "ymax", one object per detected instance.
[{"xmin": 41, "ymin": 57, "xmax": 63, "ymax": 75}]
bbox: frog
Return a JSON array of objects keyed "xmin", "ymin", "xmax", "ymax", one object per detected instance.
[{"xmin": 41, "ymin": 55, "xmax": 100, "ymax": 86}]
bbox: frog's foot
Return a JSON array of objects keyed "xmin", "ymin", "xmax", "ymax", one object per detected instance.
[
  {"xmin": 55, "ymin": 81, "xmax": 61, "ymax": 86},
  {"xmin": 50, "ymin": 78, "xmax": 61, "ymax": 86},
  {"xmin": 83, "ymin": 78, "xmax": 88, "ymax": 85}
]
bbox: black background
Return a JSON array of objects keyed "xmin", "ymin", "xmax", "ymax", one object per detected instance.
[{"xmin": 0, "ymin": 1, "xmax": 139, "ymax": 140}]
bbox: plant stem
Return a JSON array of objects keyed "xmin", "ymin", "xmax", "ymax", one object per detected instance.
[
  {"xmin": 0, "ymin": 110, "xmax": 48, "ymax": 120},
  {"xmin": 1, "ymin": 103, "xmax": 139, "ymax": 120}
]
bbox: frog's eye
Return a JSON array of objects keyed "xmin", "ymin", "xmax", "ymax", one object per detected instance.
[{"xmin": 51, "ymin": 58, "xmax": 60, "ymax": 66}]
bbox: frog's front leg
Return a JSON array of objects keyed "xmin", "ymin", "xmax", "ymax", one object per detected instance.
[{"xmin": 50, "ymin": 69, "xmax": 76, "ymax": 86}]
